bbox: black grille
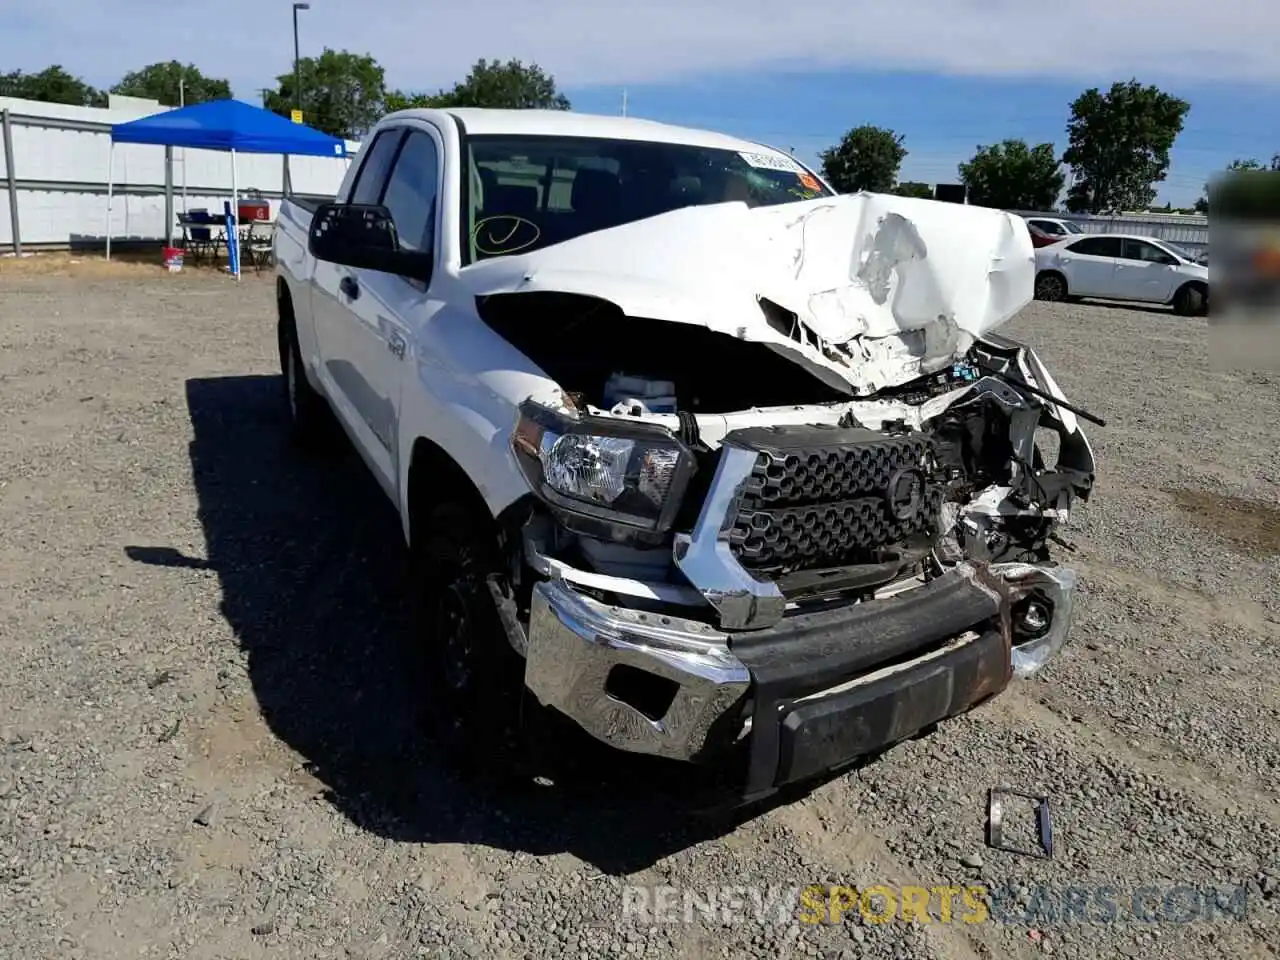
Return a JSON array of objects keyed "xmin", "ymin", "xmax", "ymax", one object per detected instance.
[{"xmin": 724, "ymin": 425, "xmax": 943, "ymax": 572}]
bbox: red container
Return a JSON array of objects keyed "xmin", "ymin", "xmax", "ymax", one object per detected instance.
[{"xmin": 238, "ymin": 201, "xmax": 270, "ymax": 222}]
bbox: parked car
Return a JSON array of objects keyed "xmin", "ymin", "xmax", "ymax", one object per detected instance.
[
  {"xmin": 1034, "ymin": 233, "xmax": 1209, "ymax": 315},
  {"xmin": 274, "ymin": 107, "xmax": 1095, "ymax": 805},
  {"xmin": 1023, "ymin": 216, "xmax": 1088, "ymax": 248}
]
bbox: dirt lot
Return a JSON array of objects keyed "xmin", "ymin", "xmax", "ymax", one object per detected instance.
[{"xmin": 1, "ymin": 263, "xmax": 1278, "ymax": 960}]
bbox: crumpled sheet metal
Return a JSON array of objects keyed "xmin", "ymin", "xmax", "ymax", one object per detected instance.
[{"xmin": 462, "ymin": 191, "xmax": 1036, "ymax": 396}]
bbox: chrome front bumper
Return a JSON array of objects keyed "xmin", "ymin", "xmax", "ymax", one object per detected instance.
[
  {"xmin": 523, "ymin": 561, "xmax": 1078, "ymax": 765},
  {"xmin": 524, "ymin": 580, "xmax": 750, "ymax": 761}
]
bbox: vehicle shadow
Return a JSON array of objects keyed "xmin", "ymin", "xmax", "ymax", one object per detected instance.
[
  {"xmin": 125, "ymin": 374, "xmax": 817, "ymax": 874},
  {"xmin": 1078, "ymin": 298, "xmax": 1177, "ymax": 317}
]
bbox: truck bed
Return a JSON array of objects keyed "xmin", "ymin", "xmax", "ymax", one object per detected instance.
[{"xmin": 286, "ymin": 194, "xmax": 327, "ymax": 214}]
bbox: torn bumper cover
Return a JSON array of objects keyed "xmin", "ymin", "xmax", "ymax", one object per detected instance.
[{"xmin": 524, "ymin": 559, "xmax": 1076, "ymax": 796}]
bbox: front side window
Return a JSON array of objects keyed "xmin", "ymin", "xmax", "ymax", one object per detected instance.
[
  {"xmin": 380, "ymin": 130, "xmax": 440, "ymax": 253},
  {"xmin": 1061, "ymin": 220, "xmax": 1087, "ymax": 234},
  {"xmin": 462, "ymin": 135, "xmax": 832, "ymax": 264},
  {"xmin": 1122, "ymin": 238, "xmax": 1176, "ymax": 264},
  {"xmin": 1031, "ymin": 219, "xmax": 1065, "ymax": 235},
  {"xmin": 348, "ymin": 129, "xmax": 404, "ymax": 205}
]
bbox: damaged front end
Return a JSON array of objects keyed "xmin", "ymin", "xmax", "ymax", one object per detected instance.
[{"xmin": 490, "ymin": 195, "xmax": 1097, "ymax": 801}]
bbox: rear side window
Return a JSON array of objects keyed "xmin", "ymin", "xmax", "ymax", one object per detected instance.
[
  {"xmin": 1067, "ymin": 236, "xmax": 1122, "ymax": 257},
  {"xmin": 348, "ymin": 129, "xmax": 404, "ymax": 204},
  {"xmin": 380, "ymin": 131, "xmax": 440, "ymax": 253}
]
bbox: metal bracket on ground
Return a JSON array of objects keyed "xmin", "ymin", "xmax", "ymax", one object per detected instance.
[{"xmin": 987, "ymin": 786, "xmax": 1054, "ymax": 859}]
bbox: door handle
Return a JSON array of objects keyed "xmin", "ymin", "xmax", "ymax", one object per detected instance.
[
  {"xmin": 339, "ymin": 275, "xmax": 360, "ymax": 300},
  {"xmin": 388, "ymin": 332, "xmax": 407, "ymax": 360}
]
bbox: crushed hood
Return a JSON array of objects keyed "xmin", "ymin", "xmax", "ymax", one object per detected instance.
[{"xmin": 459, "ymin": 192, "xmax": 1035, "ymax": 396}]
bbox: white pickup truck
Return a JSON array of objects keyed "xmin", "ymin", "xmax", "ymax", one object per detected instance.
[{"xmin": 274, "ymin": 107, "xmax": 1097, "ymax": 803}]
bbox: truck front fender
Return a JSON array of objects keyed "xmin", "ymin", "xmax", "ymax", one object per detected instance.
[{"xmin": 394, "ymin": 325, "xmax": 564, "ymax": 546}]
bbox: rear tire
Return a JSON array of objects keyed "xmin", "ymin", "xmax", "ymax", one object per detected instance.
[
  {"xmin": 413, "ymin": 501, "xmax": 530, "ymax": 783},
  {"xmin": 1173, "ymin": 283, "xmax": 1207, "ymax": 317},
  {"xmin": 1035, "ymin": 271, "xmax": 1068, "ymax": 302}
]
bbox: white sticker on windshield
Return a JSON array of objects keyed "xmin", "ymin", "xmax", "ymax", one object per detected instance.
[{"xmin": 738, "ymin": 150, "xmax": 802, "ymax": 172}]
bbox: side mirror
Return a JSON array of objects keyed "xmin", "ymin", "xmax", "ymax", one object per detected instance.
[{"xmin": 308, "ymin": 202, "xmax": 432, "ymax": 283}]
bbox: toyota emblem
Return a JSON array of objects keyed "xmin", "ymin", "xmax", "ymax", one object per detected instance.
[{"xmin": 885, "ymin": 468, "xmax": 924, "ymax": 521}]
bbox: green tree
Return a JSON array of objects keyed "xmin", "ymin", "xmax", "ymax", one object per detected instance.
[
  {"xmin": 1061, "ymin": 79, "xmax": 1190, "ymax": 214},
  {"xmin": 892, "ymin": 181, "xmax": 934, "ymax": 199},
  {"xmin": 264, "ymin": 49, "xmax": 386, "ymax": 139},
  {"xmin": 383, "ymin": 89, "xmax": 426, "ymax": 112},
  {"xmin": 958, "ymin": 139, "xmax": 1065, "ymax": 211},
  {"xmin": 388, "ymin": 58, "xmax": 570, "ymax": 111},
  {"xmin": 0, "ymin": 65, "xmax": 105, "ymax": 106},
  {"xmin": 819, "ymin": 125, "xmax": 906, "ymax": 194},
  {"xmin": 111, "ymin": 61, "xmax": 231, "ymax": 106},
  {"xmin": 1226, "ymin": 155, "xmax": 1280, "ymax": 172}
]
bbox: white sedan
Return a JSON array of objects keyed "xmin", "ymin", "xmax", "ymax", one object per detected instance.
[{"xmin": 1034, "ymin": 233, "xmax": 1209, "ymax": 315}]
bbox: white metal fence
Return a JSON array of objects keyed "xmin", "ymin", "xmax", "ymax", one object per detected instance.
[
  {"xmin": 1, "ymin": 94, "xmax": 356, "ymax": 253},
  {"xmin": 1010, "ymin": 209, "xmax": 1209, "ymax": 253}
]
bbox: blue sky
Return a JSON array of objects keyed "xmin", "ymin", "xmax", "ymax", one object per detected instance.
[
  {"xmin": 568, "ymin": 73, "xmax": 1280, "ymax": 208},
  {"xmin": 3, "ymin": 0, "xmax": 1276, "ymax": 207}
]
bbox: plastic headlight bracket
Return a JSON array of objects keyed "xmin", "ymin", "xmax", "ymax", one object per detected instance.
[{"xmin": 511, "ymin": 400, "xmax": 697, "ymax": 544}]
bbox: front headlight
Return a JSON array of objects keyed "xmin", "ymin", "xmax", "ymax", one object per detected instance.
[{"xmin": 511, "ymin": 401, "xmax": 696, "ymax": 542}]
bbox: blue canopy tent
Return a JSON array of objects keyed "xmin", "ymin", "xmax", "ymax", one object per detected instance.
[{"xmin": 106, "ymin": 99, "xmax": 348, "ymax": 275}]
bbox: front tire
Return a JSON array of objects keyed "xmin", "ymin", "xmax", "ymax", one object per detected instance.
[
  {"xmin": 1173, "ymin": 283, "xmax": 1207, "ymax": 317},
  {"xmin": 278, "ymin": 316, "xmax": 331, "ymax": 449},
  {"xmin": 414, "ymin": 501, "xmax": 530, "ymax": 782}
]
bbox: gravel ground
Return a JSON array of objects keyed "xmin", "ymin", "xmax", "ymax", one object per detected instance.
[{"xmin": 1, "ymin": 267, "xmax": 1278, "ymax": 960}]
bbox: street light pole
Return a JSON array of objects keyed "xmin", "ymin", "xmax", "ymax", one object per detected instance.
[
  {"xmin": 292, "ymin": 2, "xmax": 310, "ymax": 117},
  {"xmin": 287, "ymin": 2, "xmax": 310, "ymax": 198}
]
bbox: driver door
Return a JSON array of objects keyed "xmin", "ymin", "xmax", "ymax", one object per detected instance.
[
  {"xmin": 312, "ymin": 127, "xmax": 406, "ymax": 491},
  {"xmin": 1114, "ymin": 238, "xmax": 1181, "ymax": 303},
  {"xmin": 343, "ymin": 125, "xmax": 445, "ymax": 495}
]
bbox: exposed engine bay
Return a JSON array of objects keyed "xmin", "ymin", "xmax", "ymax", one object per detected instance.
[
  {"xmin": 506, "ymin": 320, "xmax": 1096, "ymax": 625},
  {"xmin": 477, "ymin": 290, "xmax": 850, "ymax": 414}
]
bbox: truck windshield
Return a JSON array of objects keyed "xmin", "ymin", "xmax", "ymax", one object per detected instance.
[{"xmin": 462, "ymin": 134, "xmax": 832, "ymax": 264}]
